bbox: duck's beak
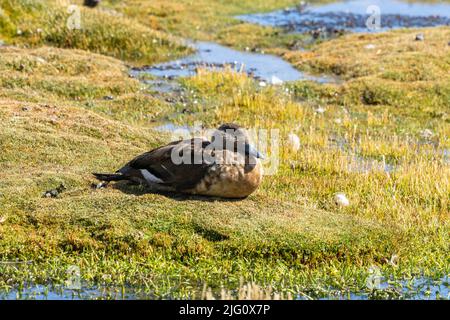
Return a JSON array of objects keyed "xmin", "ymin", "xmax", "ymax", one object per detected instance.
[{"xmin": 245, "ymin": 143, "xmax": 265, "ymax": 159}]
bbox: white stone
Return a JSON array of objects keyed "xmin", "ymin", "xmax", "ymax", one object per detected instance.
[
  {"xmin": 315, "ymin": 107, "xmax": 325, "ymax": 114},
  {"xmin": 420, "ymin": 129, "xmax": 433, "ymax": 139},
  {"xmin": 271, "ymin": 75, "xmax": 284, "ymax": 85},
  {"xmin": 258, "ymin": 81, "xmax": 267, "ymax": 87},
  {"xmin": 364, "ymin": 44, "xmax": 376, "ymax": 50},
  {"xmin": 287, "ymin": 133, "xmax": 301, "ymax": 152},
  {"xmin": 35, "ymin": 57, "xmax": 46, "ymax": 64},
  {"xmin": 334, "ymin": 193, "xmax": 350, "ymax": 207}
]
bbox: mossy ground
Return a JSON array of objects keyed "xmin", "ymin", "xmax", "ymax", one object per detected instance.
[{"xmin": 0, "ymin": 0, "xmax": 448, "ymax": 299}]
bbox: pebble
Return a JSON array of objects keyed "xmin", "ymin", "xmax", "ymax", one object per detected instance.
[
  {"xmin": 271, "ymin": 75, "xmax": 284, "ymax": 85},
  {"xmin": 420, "ymin": 129, "xmax": 433, "ymax": 139},
  {"xmin": 49, "ymin": 115, "xmax": 59, "ymax": 125},
  {"xmin": 43, "ymin": 184, "xmax": 66, "ymax": 198},
  {"xmin": 287, "ymin": 133, "xmax": 301, "ymax": 152},
  {"xmin": 35, "ymin": 57, "xmax": 46, "ymax": 64},
  {"xmin": 415, "ymin": 33, "xmax": 424, "ymax": 41},
  {"xmin": 389, "ymin": 254, "xmax": 399, "ymax": 267},
  {"xmin": 103, "ymin": 95, "xmax": 114, "ymax": 100},
  {"xmin": 334, "ymin": 193, "xmax": 350, "ymax": 207},
  {"xmin": 258, "ymin": 81, "xmax": 267, "ymax": 87},
  {"xmin": 92, "ymin": 182, "xmax": 108, "ymax": 189},
  {"xmin": 315, "ymin": 107, "xmax": 325, "ymax": 114},
  {"xmin": 364, "ymin": 44, "xmax": 376, "ymax": 50}
]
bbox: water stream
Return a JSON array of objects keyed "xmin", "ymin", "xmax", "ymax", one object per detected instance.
[
  {"xmin": 237, "ymin": 0, "xmax": 450, "ymax": 34},
  {"xmin": 131, "ymin": 41, "xmax": 339, "ymax": 84}
]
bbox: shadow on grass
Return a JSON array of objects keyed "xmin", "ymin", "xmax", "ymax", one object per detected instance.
[
  {"xmin": 109, "ymin": 181, "xmax": 245, "ymax": 203},
  {"xmin": 192, "ymin": 223, "xmax": 230, "ymax": 242}
]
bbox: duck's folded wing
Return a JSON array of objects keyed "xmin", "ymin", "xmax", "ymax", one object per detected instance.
[{"xmin": 119, "ymin": 138, "xmax": 212, "ymax": 190}]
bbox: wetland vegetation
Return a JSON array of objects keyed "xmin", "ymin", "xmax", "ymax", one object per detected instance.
[{"xmin": 0, "ymin": 0, "xmax": 448, "ymax": 299}]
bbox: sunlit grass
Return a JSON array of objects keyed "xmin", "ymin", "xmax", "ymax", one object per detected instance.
[
  {"xmin": 0, "ymin": 0, "xmax": 448, "ymax": 300},
  {"xmin": 0, "ymin": 0, "xmax": 191, "ymax": 64}
]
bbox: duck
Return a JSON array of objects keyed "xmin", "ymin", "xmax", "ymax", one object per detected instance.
[{"xmin": 93, "ymin": 123, "xmax": 264, "ymax": 198}]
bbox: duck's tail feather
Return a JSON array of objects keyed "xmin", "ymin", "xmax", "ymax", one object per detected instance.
[{"xmin": 92, "ymin": 172, "xmax": 126, "ymax": 182}]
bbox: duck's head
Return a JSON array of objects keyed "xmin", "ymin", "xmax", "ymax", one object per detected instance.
[{"xmin": 211, "ymin": 123, "xmax": 264, "ymax": 159}]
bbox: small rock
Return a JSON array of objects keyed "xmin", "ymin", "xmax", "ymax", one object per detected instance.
[
  {"xmin": 91, "ymin": 182, "xmax": 108, "ymax": 190},
  {"xmin": 35, "ymin": 57, "xmax": 46, "ymax": 64},
  {"xmin": 420, "ymin": 129, "xmax": 433, "ymax": 139},
  {"xmin": 287, "ymin": 133, "xmax": 301, "ymax": 152},
  {"xmin": 258, "ymin": 81, "xmax": 267, "ymax": 87},
  {"xmin": 49, "ymin": 115, "xmax": 58, "ymax": 124},
  {"xmin": 296, "ymin": 1, "xmax": 308, "ymax": 13},
  {"xmin": 22, "ymin": 106, "xmax": 31, "ymax": 111},
  {"xmin": 415, "ymin": 33, "xmax": 424, "ymax": 41},
  {"xmin": 364, "ymin": 44, "xmax": 376, "ymax": 50},
  {"xmin": 271, "ymin": 75, "xmax": 284, "ymax": 85},
  {"xmin": 334, "ymin": 118, "xmax": 342, "ymax": 124},
  {"xmin": 334, "ymin": 192, "xmax": 350, "ymax": 207},
  {"xmin": 16, "ymin": 29, "xmax": 22, "ymax": 36},
  {"xmin": 388, "ymin": 254, "xmax": 399, "ymax": 267},
  {"xmin": 315, "ymin": 107, "xmax": 325, "ymax": 114},
  {"xmin": 43, "ymin": 184, "xmax": 66, "ymax": 198},
  {"xmin": 103, "ymin": 95, "xmax": 114, "ymax": 101}
]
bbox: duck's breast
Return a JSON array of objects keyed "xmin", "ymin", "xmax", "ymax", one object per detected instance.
[{"xmin": 188, "ymin": 153, "xmax": 263, "ymax": 198}]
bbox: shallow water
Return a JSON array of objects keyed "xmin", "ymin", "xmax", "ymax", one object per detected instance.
[
  {"xmin": 443, "ymin": 149, "xmax": 450, "ymax": 164},
  {"xmin": 131, "ymin": 41, "xmax": 339, "ymax": 83},
  {"xmin": 1, "ymin": 276, "xmax": 448, "ymax": 300},
  {"xmin": 237, "ymin": 0, "xmax": 450, "ymax": 33}
]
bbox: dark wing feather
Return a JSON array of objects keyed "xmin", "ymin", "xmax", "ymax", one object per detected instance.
[{"xmin": 119, "ymin": 138, "xmax": 211, "ymax": 191}]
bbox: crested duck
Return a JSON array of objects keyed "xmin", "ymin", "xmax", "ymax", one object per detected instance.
[{"xmin": 93, "ymin": 123, "xmax": 264, "ymax": 198}]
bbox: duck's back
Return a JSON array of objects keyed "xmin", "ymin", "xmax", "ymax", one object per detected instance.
[{"xmin": 119, "ymin": 138, "xmax": 212, "ymax": 191}]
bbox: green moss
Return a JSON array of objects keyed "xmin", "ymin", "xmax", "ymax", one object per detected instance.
[
  {"xmin": 0, "ymin": 0, "xmax": 191, "ymax": 65},
  {"xmin": 0, "ymin": 0, "xmax": 448, "ymax": 299}
]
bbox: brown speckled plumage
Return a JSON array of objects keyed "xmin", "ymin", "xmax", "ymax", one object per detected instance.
[{"xmin": 187, "ymin": 150, "xmax": 263, "ymax": 198}]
